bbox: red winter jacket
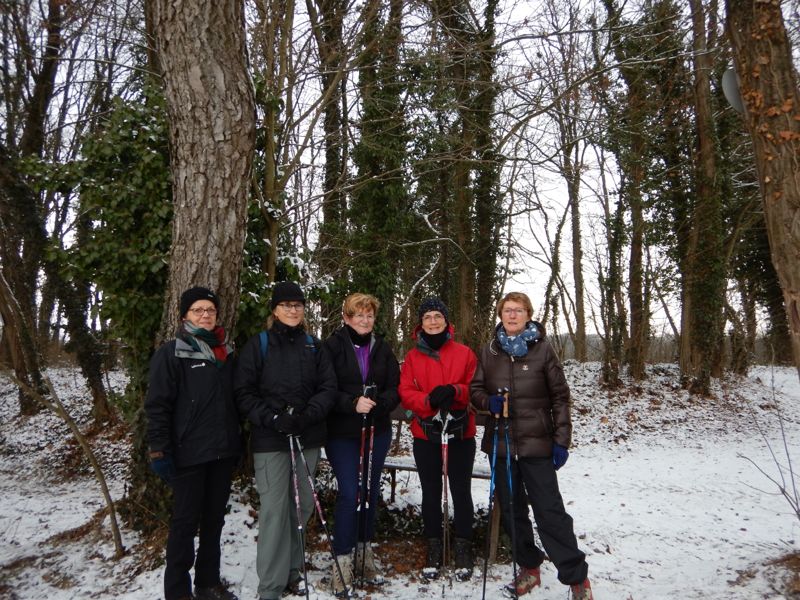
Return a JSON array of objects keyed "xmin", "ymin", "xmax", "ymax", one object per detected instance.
[{"xmin": 399, "ymin": 324, "xmax": 478, "ymax": 441}]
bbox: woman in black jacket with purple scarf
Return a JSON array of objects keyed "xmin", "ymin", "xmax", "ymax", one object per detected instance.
[{"xmin": 323, "ymin": 293, "xmax": 400, "ymax": 594}]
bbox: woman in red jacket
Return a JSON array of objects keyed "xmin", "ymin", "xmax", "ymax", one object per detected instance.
[{"xmin": 398, "ymin": 298, "xmax": 477, "ymax": 580}]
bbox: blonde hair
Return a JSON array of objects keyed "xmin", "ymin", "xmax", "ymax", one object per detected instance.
[
  {"xmin": 497, "ymin": 292, "xmax": 534, "ymax": 320},
  {"xmin": 342, "ymin": 293, "xmax": 380, "ymax": 318}
]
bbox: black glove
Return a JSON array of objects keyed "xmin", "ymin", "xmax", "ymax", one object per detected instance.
[
  {"xmin": 428, "ymin": 384, "xmax": 456, "ymax": 411},
  {"xmin": 273, "ymin": 412, "xmax": 302, "ymax": 435},
  {"xmin": 150, "ymin": 454, "xmax": 175, "ymax": 484}
]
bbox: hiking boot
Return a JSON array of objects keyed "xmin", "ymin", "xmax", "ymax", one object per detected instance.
[
  {"xmin": 453, "ymin": 537, "xmax": 474, "ymax": 580},
  {"xmin": 282, "ymin": 572, "xmax": 306, "ymax": 596},
  {"xmin": 331, "ymin": 552, "xmax": 353, "ymax": 597},
  {"xmin": 421, "ymin": 537, "xmax": 443, "ymax": 578},
  {"xmin": 354, "ymin": 542, "xmax": 384, "ymax": 584},
  {"xmin": 194, "ymin": 584, "xmax": 238, "ymax": 600},
  {"xmin": 570, "ymin": 578, "xmax": 594, "ymax": 600},
  {"xmin": 503, "ymin": 566, "xmax": 541, "ymax": 597}
]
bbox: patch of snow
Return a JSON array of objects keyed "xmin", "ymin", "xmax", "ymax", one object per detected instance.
[{"xmin": 0, "ymin": 364, "xmax": 798, "ymax": 599}]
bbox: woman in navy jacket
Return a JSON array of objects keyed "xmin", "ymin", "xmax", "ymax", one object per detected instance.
[
  {"xmin": 145, "ymin": 286, "xmax": 241, "ymax": 600},
  {"xmin": 323, "ymin": 293, "xmax": 400, "ymax": 594}
]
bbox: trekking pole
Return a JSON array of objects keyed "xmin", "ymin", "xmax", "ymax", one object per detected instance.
[
  {"xmin": 481, "ymin": 397, "xmax": 501, "ymax": 600},
  {"xmin": 353, "ymin": 413, "xmax": 368, "ymax": 587},
  {"xmin": 502, "ymin": 388, "xmax": 519, "ymax": 599},
  {"xmin": 292, "ymin": 435, "xmax": 351, "ymax": 598},
  {"xmin": 359, "ymin": 412, "xmax": 376, "ymax": 585},
  {"xmin": 287, "ymin": 432, "xmax": 311, "ymax": 600},
  {"xmin": 439, "ymin": 410, "xmax": 454, "ymax": 592}
]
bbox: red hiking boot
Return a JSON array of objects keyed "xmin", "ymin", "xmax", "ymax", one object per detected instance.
[
  {"xmin": 503, "ymin": 566, "xmax": 541, "ymax": 597},
  {"xmin": 570, "ymin": 578, "xmax": 594, "ymax": 600}
]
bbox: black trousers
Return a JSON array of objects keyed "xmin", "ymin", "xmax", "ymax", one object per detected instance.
[
  {"xmin": 494, "ymin": 454, "xmax": 588, "ymax": 585},
  {"xmin": 164, "ymin": 456, "xmax": 237, "ymax": 600},
  {"xmin": 413, "ymin": 436, "xmax": 475, "ymax": 540}
]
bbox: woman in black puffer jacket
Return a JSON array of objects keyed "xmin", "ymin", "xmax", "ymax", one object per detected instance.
[
  {"xmin": 234, "ymin": 281, "xmax": 336, "ymax": 600},
  {"xmin": 470, "ymin": 291, "xmax": 593, "ymax": 600},
  {"xmin": 145, "ymin": 286, "xmax": 241, "ymax": 600},
  {"xmin": 323, "ymin": 293, "xmax": 400, "ymax": 593}
]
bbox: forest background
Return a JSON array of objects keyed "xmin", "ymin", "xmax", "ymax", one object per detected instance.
[{"xmin": 1, "ymin": 0, "xmax": 800, "ymax": 542}]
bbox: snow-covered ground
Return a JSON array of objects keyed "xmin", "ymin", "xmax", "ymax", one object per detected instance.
[{"xmin": 1, "ymin": 363, "xmax": 799, "ymax": 599}]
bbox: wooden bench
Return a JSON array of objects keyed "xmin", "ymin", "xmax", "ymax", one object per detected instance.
[{"xmin": 384, "ymin": 406, "xmax": 504, "ymax": 562}]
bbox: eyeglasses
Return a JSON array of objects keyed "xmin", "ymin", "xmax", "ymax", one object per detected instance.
[
  {"xmin": 189, "ymin": 307, "xmax": 217, "ymax": 316},
  {"xmin": 502, "ymin": 308, "xmax": 527, "ymax": 316},
  {"xmin": 278, "ymin": 302, "xmax": 305, "ymax": 312},
  {"xmin": 422, "ymin": 314, "xmax": 445, "ymax": 322}
]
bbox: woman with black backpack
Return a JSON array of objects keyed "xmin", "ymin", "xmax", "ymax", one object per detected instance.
[
  {"xmin": 234, "ymin": 281, "xmax": 336, "ymax": 600},
  {"xmin": 398, "ymin": 297, "xmax": 478, "ymax": 580}
]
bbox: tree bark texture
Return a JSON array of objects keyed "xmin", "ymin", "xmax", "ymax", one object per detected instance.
[
  {"xmin": 681, "ymin": 0, "xmax": 725, "ymax": 393},
  {"xmin": 726, "ymin": 0, "xmax": 800, "ymax": 379},
  {"xmin": 151, "ymin": 0, "xmax": 256, "ymax": 340},
  {"xmin": 312, "ymin": 0, "xmax": 348, "ymax": 334}
]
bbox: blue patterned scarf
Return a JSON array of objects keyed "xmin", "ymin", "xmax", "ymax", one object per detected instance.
[{"xmin": 496, "ymin": 321, "xmax": 542, "ymax": 357}]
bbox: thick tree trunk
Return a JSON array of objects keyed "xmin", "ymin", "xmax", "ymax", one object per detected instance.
[
  {"xmin": 726, "ymin": 0, "xmax": 800, "ymax": 380},
  {"xmin": 152, "ymin": 0, "xmax": 257, "ymax": 340}
]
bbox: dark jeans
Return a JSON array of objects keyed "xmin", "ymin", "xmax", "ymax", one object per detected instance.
[
  {"xmin": 413, "ymin": 436, "xmax": 475, "ymax": 540},
  {"xmin": 164, "ymin": 456, "xmax": 237, "ymax": 600},
  {"xmin": 494, "ymin": 454, "xmax": 588, "ymax": 585},
  {"xmin": 326, "ymin": 429, "xmax": 391, "ymax": 555}
]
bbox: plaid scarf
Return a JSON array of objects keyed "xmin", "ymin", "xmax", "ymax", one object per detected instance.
[{"xmin": 178, "ymin": 321, "xmax": 231, "ymax": 367}]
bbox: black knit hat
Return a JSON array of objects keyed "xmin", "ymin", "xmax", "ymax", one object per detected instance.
[
  {"xmin": 271, "ymin": 281, "xmax": 306, "ymax": 309},
  {"xmin": 180, "ymin": 286, "xmax": 219, "ymax": 317},
  {"xmin": 418, "ymin": 297, "xmax": 449, "ymax": 322}
]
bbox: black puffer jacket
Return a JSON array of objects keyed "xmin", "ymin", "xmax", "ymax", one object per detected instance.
[
  {"xmin": 323, "ymin": 326, "xmax": 400, "ymax": 439},
  {"xmin": 470, "ymin": 326, "xmax": 571, "ymax": 459},
  {"xmin": 234, "ymin": 321, "xmax": 337, "ymax": 452},
  {"xmin": 145, "ymin": 339, "xmax": 241, "ymax": 468}
]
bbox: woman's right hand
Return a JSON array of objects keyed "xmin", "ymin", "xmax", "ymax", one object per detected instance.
[{"xmin": 355, "ymin": 395, "xmax": 376, "ymax": 414}]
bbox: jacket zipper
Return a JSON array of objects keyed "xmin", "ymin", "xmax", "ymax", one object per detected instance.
[{"xmin": 508, "ymin": 355, "xmax": 518, "ymax": 460}]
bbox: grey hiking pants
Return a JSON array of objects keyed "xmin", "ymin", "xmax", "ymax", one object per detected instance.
[{"xmin": 254, "ymin": 446, "xmax": 319, "ymax": 599}]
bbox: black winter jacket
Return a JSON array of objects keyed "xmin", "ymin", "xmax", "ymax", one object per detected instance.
[
  {"xmin": 145, "ymin": 339, "xmax": 242, "ymax": 468},
  {"xmin": 234, "ymin": 321, "xmax": 337, "ymax": 452},
  {"xmin": 323, "ymin": 326, "xmax": 400, "ymax": 439}
]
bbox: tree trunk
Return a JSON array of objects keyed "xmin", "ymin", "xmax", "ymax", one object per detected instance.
[
  {"xmin": 726, "ymin": 0, "xmax": 800, "ymax": 380},
  {"xmin": 679, "ymin": 0, "xmax": 726, "ymax": 393},
  {"xmin": 308, "ymin": 0, "xmax": 348, "ymax": 334},
  {"xmin": 600, "ymin": 0, "xmax": 649, "ymax": 379},
  {"xmin": 472, "ymin": 0, "xmax": 502, "ymax": 345},
  {"xmin": 151, "ymin": 0, "xmax": 257, "ymax": 340},
  {"xmin": 567, "ymin": 153, "xmax": 587, "ymax": 362}
]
